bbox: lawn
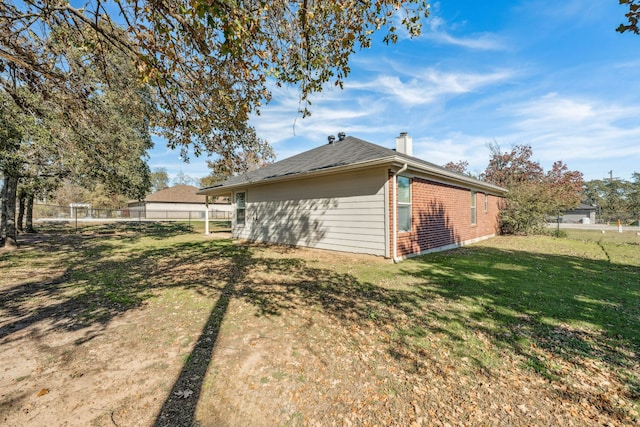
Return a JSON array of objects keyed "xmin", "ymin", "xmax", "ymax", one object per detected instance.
[{"xmin": 1, "ymin": 224, "xmax": 638, "ymax": 426}]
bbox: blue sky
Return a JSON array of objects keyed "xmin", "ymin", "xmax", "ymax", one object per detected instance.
[{"xmin": 150, "ymin": 0, "xmax": 640, "ymax": 184}]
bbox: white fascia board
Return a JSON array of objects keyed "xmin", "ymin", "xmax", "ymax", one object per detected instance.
[
  {"xmin": 392, "ymin": 158, "xmax": 508, "ymax": 196},
  {"xmin": 197, "ymin": 155, "xmax": 507, "ymax": 197},
  {"xmin": 196, "ymin": 157, "xmax": 396, "ymax": 196}
]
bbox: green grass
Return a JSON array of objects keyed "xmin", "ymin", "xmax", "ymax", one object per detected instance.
[
  {"xmin": 564, "ymin": 228, "xmax": 640, "ymax": 247},
  {"xmin": 386, "ymin": 233, "xmax": 639, "ymax": 359},
  {"xmin": 261, "ymin": 231, "xmax": 636, "ymax": 419},
  {"xmin": 0, "ymin": 222, "xmax": 236, "ymax": 325},
  {"xmin": 387, "ymin": 232, "xmax": 639, "ymax": 414},
  {"xmin": 2, "ymin": 224, "xmax": 639, "ymax": 422},
  {"xmin": 254, "ymin": 230, "xmax": 637, "ymax": 418}
]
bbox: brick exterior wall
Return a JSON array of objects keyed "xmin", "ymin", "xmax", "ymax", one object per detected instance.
[{"xmin": 389, "ymin": 171, "xmax": 502, "ymax": 258}]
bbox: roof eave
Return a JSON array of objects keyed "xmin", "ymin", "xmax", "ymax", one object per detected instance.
[
  {"xmin": 196, "ymin": 157, "xmax": 397, "ymax": 196},
  {"xmin": 390, "ymin": 157, "xmax": 507, "ymax": 195},
  {"xmin": 197, "ymin": 155, "xmax": 507, "ymax": 196}
]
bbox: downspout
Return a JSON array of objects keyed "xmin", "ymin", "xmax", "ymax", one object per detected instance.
[{"xmin": 392, "ymin": 163, "xmax": 408, "ymax": 263}]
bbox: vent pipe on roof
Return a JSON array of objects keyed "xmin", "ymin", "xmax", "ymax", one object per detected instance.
[
  {"xmin": 328, "ymin": 135, "xmax": 336, "ymax": 144},
  {"xmin": 395, "ymin": 132, "xmax": 413, "ymax": 156},
  {"xmin": 337, "ymin": 132, "xmax": 346, "ymax": 141}
]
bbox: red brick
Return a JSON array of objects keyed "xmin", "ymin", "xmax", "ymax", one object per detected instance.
[{"xmin": 389, "ymin": 172, "xmax": 502, "ymax": 258}]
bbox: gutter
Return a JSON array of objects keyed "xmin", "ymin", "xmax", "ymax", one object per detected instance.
[
  {"xmin": 392, "ymin": 163, "xmax": 408, "ymax": 263},
  {"xmin": 197, "ymin": 155, "xmax": 507, "ymax": 197},
  {"xmin": 391, "ymin": 157, "xmax": 507, "ymax": 195},
  {"xmin": 196, "ymin": 157, "xmax": 397, "ymax": 196}
]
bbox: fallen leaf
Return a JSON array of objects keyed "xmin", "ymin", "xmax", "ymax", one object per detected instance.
[
  {"xmin": 174, "ymin": 389, "xmax": 193, "ymax": 399},
  {"xmin": 37, "ymin": 388, "xmax": 49, "ymax": 397}
]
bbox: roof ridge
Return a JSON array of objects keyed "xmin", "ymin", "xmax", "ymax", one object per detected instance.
[{"xmin": 198, "ymin": 135, "xmax": 505, "ymax": 194}]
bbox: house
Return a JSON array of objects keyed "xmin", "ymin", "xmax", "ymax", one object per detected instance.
[
  {"xmin": 197, "ymin": 133, "xmax": 507, "ymax": 260},
  {"xmin": 128, "ymin": 184, "xmax": 231, "ymax": 219},
  {"xmin": 559, "ymin": 203, "xmax": 597, "ymax": 224}
]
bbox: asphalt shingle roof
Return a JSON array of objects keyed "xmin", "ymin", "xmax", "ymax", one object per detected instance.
[
  {"xmin": 202, "ymin": 136, "xmax": 411, "ymax": 187},
  {"xmin": 146, "ymin": 185, "xmax": 205, "ymax": 203},
  {"xmin": 199, "ymin": 135, "xmax": 505, "ymax": 193}
]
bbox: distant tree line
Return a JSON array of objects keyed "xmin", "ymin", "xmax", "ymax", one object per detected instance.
[{"xmin": 583, "ymin": 174, "xmax": 640, "ymax": 224}]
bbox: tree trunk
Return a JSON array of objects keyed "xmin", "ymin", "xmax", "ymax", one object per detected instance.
[
  {"xmin": 0, "ymin": 173, "xmax": 19, "ymax": 250},
  {"xmin": 17, "ymin": 192, "xmax": 25, "ymax": 232},
  {"xmin": 25, "ymin": 193, "xmax": 35, "ymax": 233},
  {"xmin": 1, "ymin": 177, "xmax": 6, "ymax": 246}
]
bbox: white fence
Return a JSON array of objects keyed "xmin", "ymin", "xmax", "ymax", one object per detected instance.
[{"xmin": 33, "ymin": 204, "xmax": 231, "ymax": 222}]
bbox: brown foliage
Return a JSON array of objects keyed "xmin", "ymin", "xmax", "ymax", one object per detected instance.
[
  {"xmin": 483, "ymin": 144, "xmax": 583, "ymax": 233},
  {"xmin": 1, "ymin": 0, "xmax": 429, "ymax": 158},
  {"xmin": 618, "ymin": 0, "xmax": 640, "ymax": 34}
]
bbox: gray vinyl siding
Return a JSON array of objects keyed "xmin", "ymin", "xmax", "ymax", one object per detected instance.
[{"xmin": 233, "ymin": 168, "xmax": 386, "ymax": 256}]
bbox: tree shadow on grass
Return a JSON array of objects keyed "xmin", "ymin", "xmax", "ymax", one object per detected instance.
[
  {"xmin": 397, "ymin": 244, "xmax": 640, "ymax": 418},
  {"xmin": 187, "ymin": 242, "xmax": 640, "ymax": 424},
  {"xmin": 21, "ymin": 221, "xmax": 197, "ymax": 246},
  {"xmin": 0, "ymin": 225, "xmax": 268, "ymax": 367},
  {"xmin": 401, "ymin": 246, "xmax": 640, "ymax": 361},
  {"xmin": 149, "ymin": 237, "xmax": 640, "ymax": 425},
  {"xmin": 3, "ymin": 225, "xmax": 639, "ymax": 425},
  {"xmin": 153, "ymin": 243, "xmax": 253, "ymax": 426},
  {"xmin": 1, "ymin": 229, "xmax": 253, "ymax": 426},
  {"xmin": 0, "ymin": 231, "xmax": 231, "ymax": 342}
]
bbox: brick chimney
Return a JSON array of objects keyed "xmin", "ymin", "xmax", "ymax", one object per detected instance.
[{"xmin": 395, "ymin": 132, "xmax": 413, "ymax": 156}]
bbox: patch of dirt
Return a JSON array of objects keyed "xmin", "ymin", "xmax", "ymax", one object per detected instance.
[{"xmin": 0, "ymin": 290, "xmax": 215, "ymax": 427}]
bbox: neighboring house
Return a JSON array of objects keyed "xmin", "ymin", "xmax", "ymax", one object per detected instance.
[
  {"xmin": 128, "ymin": 184, "xmax": 231, "ymax": 219},
  {"xmin": 560, "ymin": 203, "xmax": 597, "ymax": 224},
  {"xmin": 197, "ymin": 133, "xmax": 507, "ymax": 260}
]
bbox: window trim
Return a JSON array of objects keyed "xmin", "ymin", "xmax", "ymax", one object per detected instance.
[
  {"xmin": 471, "ymin": 190, "xmax": 477, "ymax": 225},
  {"xmin": 484, "ymin": 193, "xmax": 489, "ymax": 213},
  {"xmin": 397, "ymin": 175, "xmax": 412, "ymax": 233},
  {"xmin": 235, "ymin": 191, "xmax": 246, "ymax": 226}
]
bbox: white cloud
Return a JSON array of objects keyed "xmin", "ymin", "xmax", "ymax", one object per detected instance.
[
  {"xmin": 389, "ymin": 3, "xmax": 507, "ymax": 49},
  {"xmin": 346, "ymin": 68, "xmax": 514, "ymax": 107},
  {"xmin": 487, "ymin": 93, "xmax": 640, "ymax": 176},
  {"xmin": 425, "ymin": 30, "xmax": 506, "ymax": 51},
  {"xmin": 515, "ymin": 0, "xmax": 602, "ymax": 26},
  {"xmin": 252, "ymin": 83, "xmax": 388, "ymax": 148},
  {"xmin": 421, "ymin": 68, "xmax": 514, "ymax": 95},
  {"xmin": 508, "ymin": 93, "xmax": 599, "ymax": 127},
  {"xmin": 402, "ymin": 89, "xmax": 640, "ymax": 181},
  {"xmin": 421, "ymin": 12, "xmax": 507, "ymax": 51},
  {"xmin": 247, "ymin": 56, "xmax": 517, "ymax": 166},
  {"xmin": 412, "ymin": 133, "xmax": 494, "ymax": 173}
]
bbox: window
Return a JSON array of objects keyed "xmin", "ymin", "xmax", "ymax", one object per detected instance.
[
  {"xmin": 471, "ymin": 191, "xmax": 477, "ymax": 225},
  {"xmin": 235, "ymin": 192, "xmax": 246, "ymax": 226},
  {"xmin": 397, "ymin": 176, "xmax": 411, "ymax": 232},
  {"xmin": 484, "ymin": 193, "xmax": 489, "ymax": 213}
]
